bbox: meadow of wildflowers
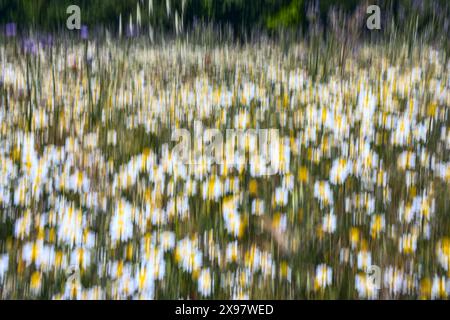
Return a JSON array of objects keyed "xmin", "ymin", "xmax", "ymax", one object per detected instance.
[{"xmin": 0, "ymin": 5, "xmax": 450, "ymax": 300}]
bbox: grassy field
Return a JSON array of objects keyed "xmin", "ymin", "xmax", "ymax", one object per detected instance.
[{"xmin": 0, "ymin": 29, "xmax": 449, "ymax": 299}]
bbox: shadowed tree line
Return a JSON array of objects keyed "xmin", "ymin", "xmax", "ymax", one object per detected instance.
[{"xmin": 0, "ymin": 0, "xmax": 449, "ymax": 39}]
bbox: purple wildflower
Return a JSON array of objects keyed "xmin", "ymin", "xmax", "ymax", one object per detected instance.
[
  {"xmin": 5, "ymin": 23, "xmax": 17, "ymax": 37},
  {"xmin": 40, "ymin": 34, "xmax": 53, "ymax": 48},
  {"xmin": 23, "ymin": 39, "xmax": 37, "ymax": 55},
  {"xmin": 81, "ymin": 25, "xmax": 88, "ymax": 39}
]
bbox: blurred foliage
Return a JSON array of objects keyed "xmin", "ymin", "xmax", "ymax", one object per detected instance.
[
  {"xmin": 266, "ymin": 0, "xmax": 304, "ymax": 30},
  {"xmin": 0, "ymin": 0, "xmax": 449, "ymax": 38}
]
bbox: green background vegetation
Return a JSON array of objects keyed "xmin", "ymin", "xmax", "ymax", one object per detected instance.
[{"xmin": 0, "ymin": 0, "xmax": 449, "ymax": 38}]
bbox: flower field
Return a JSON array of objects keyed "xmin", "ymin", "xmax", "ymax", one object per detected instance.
[{"xmin": 0, "ymin": 33, "xmax": 449, "ymax": 299}]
